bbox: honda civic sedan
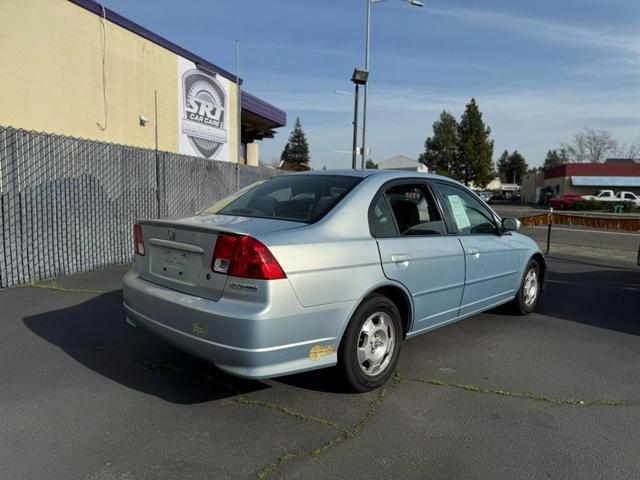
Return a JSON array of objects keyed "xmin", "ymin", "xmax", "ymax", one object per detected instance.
[{"xmin": 123, "ymin": 170, "xmax": 545, "ymax": 391}]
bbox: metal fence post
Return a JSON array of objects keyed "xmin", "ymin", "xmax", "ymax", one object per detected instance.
[
  {"xmin": 3, "ymin": 129, "xmax": 20, "ymax": 287},
  {"xmin": 546, "ymin": 207, "xmax": 553, "ymax": 255}
]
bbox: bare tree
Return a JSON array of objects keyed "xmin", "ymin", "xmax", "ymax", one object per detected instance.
[
  {"xmin": 561, "ymin": 128, "xmax": 617, "ymax": 163},
  {"xmin": 615, "ymin": 138, "xmax": 640, "ymax": 160}
]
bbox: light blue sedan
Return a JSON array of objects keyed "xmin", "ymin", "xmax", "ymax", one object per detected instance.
[{"xmin": 123, "ymin": 170, "xmax": 544, "ymax": 391}]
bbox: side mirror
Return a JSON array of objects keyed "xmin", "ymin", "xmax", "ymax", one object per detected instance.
[{"xmin": 501, "ymin": 217, "xmax": 520, "ymax": 232}]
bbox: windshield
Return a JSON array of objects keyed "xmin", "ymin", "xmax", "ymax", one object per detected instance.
[{"xmin": 202, "ymin": 174, "xmax": 362, "ymax": 223}]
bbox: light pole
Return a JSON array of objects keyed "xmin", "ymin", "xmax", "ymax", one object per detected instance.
[
  {"xmin": 350, "ymin": 68, "xmax": 369, "ymax": 169},
  {"xmin": 360, "ymin": 0, "xmax": 423, "ymax": 169}
]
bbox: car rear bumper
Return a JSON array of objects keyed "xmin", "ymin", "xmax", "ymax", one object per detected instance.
[{"xmin": 122, "ymin": 269, "xmax": 351, "ymax": 379}]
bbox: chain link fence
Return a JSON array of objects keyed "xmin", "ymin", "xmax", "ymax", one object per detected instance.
[{"xmin": 0, "ymin": 126, "xmax": 283, "ymax": 288}]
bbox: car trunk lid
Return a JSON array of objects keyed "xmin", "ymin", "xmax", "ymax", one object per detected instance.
[{"xmin": 134, "ymin": 214, "xmax": 303, "ymax": 300}]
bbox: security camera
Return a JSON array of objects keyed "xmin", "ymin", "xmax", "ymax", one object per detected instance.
[{"xmin": 139, "ymin": 115, "xmax": 150, "ymax": 126}]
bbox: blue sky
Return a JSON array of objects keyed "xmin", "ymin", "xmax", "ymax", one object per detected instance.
[{"xmin": 101, "ymin": 0, "xmax": 640, "ymax": 169}]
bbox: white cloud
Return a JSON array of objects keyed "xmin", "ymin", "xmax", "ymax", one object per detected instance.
[
  {"xmin": 257, "ymin": 5, "xmax": 640, "ymax": 170},
  {"xmin": 260, "ymin": 85, "xmax": 640, "ymax": 169},
  {"xmin": 426, "ymin": 6, "xmax": 640, "ymax": 60}
]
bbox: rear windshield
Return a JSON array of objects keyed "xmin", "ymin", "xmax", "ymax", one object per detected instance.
[{"xmin": 202, "ymin": 174, "xmax": 362, "ymax": 223}]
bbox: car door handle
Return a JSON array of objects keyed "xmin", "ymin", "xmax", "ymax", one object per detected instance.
[
  {"xmin": 467, "ymin": 247, "xmax": 480, "ymax": 258},
  {"xmin": 391, "ymin": 254, "xmax": 410, "ymax": 265}
]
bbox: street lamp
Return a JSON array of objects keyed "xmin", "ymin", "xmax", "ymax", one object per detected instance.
[
  {"xmin": 351, "ymin": 68, "xmax": 369, "ymax": 169},
  {"xmin": 360, "ymin": 0, "xmax": 423, "ymax": 169}
]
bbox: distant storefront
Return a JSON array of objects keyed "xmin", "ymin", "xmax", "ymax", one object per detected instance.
[
  {"xmin": 378, "ymin": 155, "xmax": 428, "ymax": 172},
  {"xmin": 0, "ymin": 0, "xmax": 286, "ymax": 166},
  {"xmin": 522, "ymin": 163, "xmax": 640, "ymax": 204}
]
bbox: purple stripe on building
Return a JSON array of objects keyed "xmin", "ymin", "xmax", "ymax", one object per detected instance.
[
  {"xmin": 241, "ymin": 92, "xmax": 287, "ymax": 127},
  {"xmin": 69, "ymin": 0, "xmax": 239, "ymax": 83}
]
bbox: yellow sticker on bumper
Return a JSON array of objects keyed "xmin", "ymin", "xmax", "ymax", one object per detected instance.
[
  {"xmin": 192, "ymin": 323, "xmax": 208, "ymax": 336},
  {"xmin": 308, "ymin": 344, "xmax": 335, "ymax": 361}
]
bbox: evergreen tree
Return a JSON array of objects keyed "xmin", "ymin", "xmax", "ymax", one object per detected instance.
[
  {"xmin": 497, "ymin": 149, "xmax": 528, "ymax": 184},
  {"xmin": 506, "ymin": 150, "xmax": 528, "ymax": 184},
  {"xmin": 543, "ymin": 149, "xmax": 567, "ymax": 170},
  {"xmin": 280, "ymin": 117, "xmax": 310, "ymax": 171},
  {"xmin": 279, "ymin": 143, "xmax": 290, "ymax": 162},
  {"xmin": 419, "ymin": 111, "xmax": 459, "ymax": 176},
  {"xmin": 496, "ymin": 150, "xmax": 510, "ymax": 180},
  {"xmin": 457, "ymin": 98, "xmax": 494, "ymax": 187},
  {"xmin": 365, "ymin": 159, "xmax": 378, "ymax": 169}
]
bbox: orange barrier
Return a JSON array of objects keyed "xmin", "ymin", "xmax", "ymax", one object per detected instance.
[{"xmin": 520, "ymin": 213, "xmax": 640, "ymax": 232}]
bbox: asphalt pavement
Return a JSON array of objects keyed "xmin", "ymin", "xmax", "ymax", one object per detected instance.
[
  {"xmin": 2, "ymin": 254, "xmax": 640, "ymax": 479},
  {"xmin": 494, "ymin": 204, "xmax": 640, "ymax": 265}
]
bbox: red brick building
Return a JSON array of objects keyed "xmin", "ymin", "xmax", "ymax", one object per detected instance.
[{"xmin": 522, "ymin": 163, "xmax": 640, "ymax": 203}]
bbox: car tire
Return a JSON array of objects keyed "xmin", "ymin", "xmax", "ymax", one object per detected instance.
[
  {"xmin": 338, "ymin": 294, "xmax": 403, "ymax": 392},
  {"xmin": 509, "ymin": 259, "xmax": 541, "ymax": 315}
]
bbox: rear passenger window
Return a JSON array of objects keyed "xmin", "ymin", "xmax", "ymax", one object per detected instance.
[
  {"xmin": 385, "ymin": 184, "xmax": 446, "ymax": 236},
  {"xmin": 371, "ymin": 196, "xmax": 397, "ymax": 237}
]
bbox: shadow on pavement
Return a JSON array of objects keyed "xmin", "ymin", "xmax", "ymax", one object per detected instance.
[
  {"xmin": 275, "ymin": 366, "xmax": 352, "ymax": 394},
  {"xmin": 538, "ymin": 260, "xmax": 640, "ymax": 336},
  {"xmin": 23, "ymin": 290, "xmax": 268, "ymax": 404}
]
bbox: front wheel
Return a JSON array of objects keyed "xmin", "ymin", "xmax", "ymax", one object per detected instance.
[
  {"xmin": 338, "ymin": 294, "xmax": 403, "ymax": 392},
  {"xmin": 509, "ymin": 260, "xmax": 541, "ymax": 315}
]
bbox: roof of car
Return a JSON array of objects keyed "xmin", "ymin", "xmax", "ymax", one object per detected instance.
[{"xmin": 295, "ymin": 169, "xmax": 457, "ymax": 183}]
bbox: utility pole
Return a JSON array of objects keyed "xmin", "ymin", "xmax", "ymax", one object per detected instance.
[
  {"xmin": 360, "ymin": 0, "xmax": 424, "ymax": 169},
  {"xmin": 351, "ymin": 68, "xmax": 369, "ymax": 169},
  {"xmin": 361, "ymin": 0, "xmax": 372, "ymax": 170},
  {"xmin": 352, "ymin": 84, "xmax": 360, "ymax": 169},
  {"xmin": 236, "ymin": 40, "xmax": 242, "ymax": 165}
]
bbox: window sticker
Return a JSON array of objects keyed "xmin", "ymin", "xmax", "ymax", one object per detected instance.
[{"xmin": 447, "ymin": 195, "xmax": 471, "ymax": 230}]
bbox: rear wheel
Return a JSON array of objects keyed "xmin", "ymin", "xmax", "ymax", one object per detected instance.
[
  {"xmin": 510, "ymin": 259, "xmax": 541, "ymax": 315},
  {"xmin": 338, "ymin": 294, "xmax": 402, "ymax": 392}
]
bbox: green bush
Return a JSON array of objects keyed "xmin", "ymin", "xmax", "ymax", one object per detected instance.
[
  {"xmin": 616, "ymin": 202, "xmax": 640, "ymax": 213},
  {"xmin": 571, "ymin": 200, "xmax": 606, "ymax": 210},
  {"xmin": 570, "ymin": 200, "xmax": 639, "ymax": 212}
]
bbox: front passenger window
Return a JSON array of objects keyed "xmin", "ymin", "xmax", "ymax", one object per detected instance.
[{"xmin": 436, "ymin": 183, "xmax": 497, "ymax": 235}]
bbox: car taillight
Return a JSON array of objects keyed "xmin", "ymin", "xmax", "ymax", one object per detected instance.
[
  {"xmin": 212, "ymin": 233, "xmax": 286, "ymax": 280},
  {"xmin": 134, "ymin": 223, "xmax": 145, "ymax": 256},
  {"xmin": 212, "ymin": 234, "xmax": 238, "ymax": 274}
]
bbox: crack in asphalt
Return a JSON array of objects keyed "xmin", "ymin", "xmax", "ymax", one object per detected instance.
[
  {"xmin": 233, "ymin": 395, "xmax": 348, "ymax": 435},
  {"xmin": 252, "ymin": 370, "xmax": 640, "ymax": 479},
  {"xmin": 144, "ymin": 362, "xmax": 351, "ymax": 436},
  {"xmin": 401, "ymin": 376, "xmax": 638, "ymax": 407},
  {"xmin": 22, "ymin": 283, "xmax": 640, "ymax": 479},
  {"xmin": 255, "ymin": 385, "xmax": 390, "ymax": 480}
]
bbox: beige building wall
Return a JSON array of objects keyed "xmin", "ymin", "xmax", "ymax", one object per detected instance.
[
  {"xmin": 0, "ymin": 0, "xmax": 247, "ymax": 160},
  {"xmin": 0, "ymin": 0, "xmax": 179, "ymax": 152},
  {"xmin": 544, "ymin": 176, "xmax": 570, "ymax": 195},
  {"xmin": 246, "ymin": 143, "xmax": 259, "ymax": 166},
  {"xmin": 521, "ymin": 171, "xmax": 545, "ymax": 203}
]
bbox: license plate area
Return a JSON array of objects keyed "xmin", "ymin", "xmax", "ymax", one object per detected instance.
[
  {"xmin": 151, "ymin": 247, "xmax": 202, "ymax": 284},
  {"xmin": 163, "ymin": 248, "xmax": 189, "ymax": 278}
]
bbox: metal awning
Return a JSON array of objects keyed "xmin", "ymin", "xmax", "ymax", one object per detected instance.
[{"xmin": 571, "ymin": 176, "xmax": 640, "ymax": 187}]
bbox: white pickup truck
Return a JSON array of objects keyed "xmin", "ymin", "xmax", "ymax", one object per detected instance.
[{"xmin": 582, "ymin": 190, "xmax": 640, "ymax": 206}]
